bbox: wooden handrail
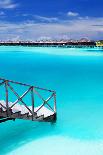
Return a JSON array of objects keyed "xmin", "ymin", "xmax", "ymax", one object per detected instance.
[
  {"xmin": 10, "ymin": 86, "xmax": 32, "ymax": 108},
  {"xmin": 35, "ymin": 93, "xmax": 55, "ymax": 113},
  {"xmin": 0, "ymin": 77, "xmax": 55, "ymax": 93},
  {"xmin": 31, "ymin": 87, "xmax": 35, "ymax": 120},
  {"xmin": 33, "ymin": 88, "xmax": 45, "ymax": 102},
  {"xmin": 0, "ymin": 78, "xmax": 57, "ymax": 120},
  {"xmin": 7, "ymin": 83, "xmax": 33, "ymax": 115},
  {"xmin": 0, "ymin": 80, "xmax": 6, "ymax": 86},
  {"xmin": 54, "ymin": 93, "xmax": 57, "ymax": 113},
  {"xmin": 0, "ymin": 102, "xmax": 6, "ymax": 110},
  {"xmin": 5, "ymin": 81, "xmax": 9, "ymax": 116}
]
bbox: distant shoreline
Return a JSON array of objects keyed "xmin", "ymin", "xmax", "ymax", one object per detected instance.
[{"xmin": 0, "ymin": 41, "xmax": 97, "ymax": 47}]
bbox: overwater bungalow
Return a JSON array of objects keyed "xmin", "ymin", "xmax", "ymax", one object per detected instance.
[{"xmin": 0, "ymin": 39, "xmax": 96, "ymax": 47}]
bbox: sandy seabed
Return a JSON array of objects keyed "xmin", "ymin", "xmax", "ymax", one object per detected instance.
[{"xmin": 8, "ymin": 135, "xmax": 103, "ymax": 155}]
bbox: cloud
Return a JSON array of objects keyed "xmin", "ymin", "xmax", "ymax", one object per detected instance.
[
  {"xmin": 0, "ymin": 0, "xmax": 18, "ymax": 9},
  {"xmin": 67, "ymin": 11, "xmax": 79, "ymax": 17},
  {"xmin": 92, "ymin": 24, "xmax": 103, "ymax": 27},
  {"xmin": 34, "ymin": 15, "xmax": 59, "ymax": 23},
  {"xmin": 0, "ymin": 17, "xmax": 103, "ymax": 40}
]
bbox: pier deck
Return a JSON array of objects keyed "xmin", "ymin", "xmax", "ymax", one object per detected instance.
[{"xmin": 0, "ymin": 78, "xmax": 56, "ymax": 122}]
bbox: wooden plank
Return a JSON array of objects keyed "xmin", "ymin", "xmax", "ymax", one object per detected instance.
[
  {"xmin": 35, "ymin": 93, "xmax": 54, "ymax": 113},
  {"xmin": 2, "ymin": 110, "xmax": 12, "ymax": 116},
  {"xmin": 0, "ymin": 108, "xmax": 3, "ymax": 113},
  {"xmin": 31, "ymin": 87, "xmax": 35, "ymax": 120},
  {"xmin": 36, "ymin": 115, "xmax": 44, "ymax": 121},
  {"xmin": 5, "ymin": 81, "xmax": 9, "ymax": 116},
  {"xmin": 0, "ymin": 103, "xmax": 6, "ymax": 110},
  {"xmin": 54, "ymin": 93, "xmax": 57, "ymax": 113},
  {"xmin": 0, "ymin": 112, "xmax": 7, "ymax": 117},
  {"xmin": 0, "ymin": 117, "xmax": 15, "ymax": 123},
  {"xmin": 43, "ymin": 113, "xmax": 57, "ymax": 122},
  {"xmin": 33, "ymin": 88, "xmax": 45, "ymax": 102},
  {"xmin": 0, "ymin": 77, "xmax": 57, "ymax": 122},
  {"xmin": 0, "ymin": 77, "xmax": 55, "ymax": 92},
  {"xmin": 11, "ymin": 111, "xmax": 21, "ymax": 118},
  {"xmin": 0, "ymin": 80, "xmax": 5, "ymax": 86},
  {"xmin": 10, "ymin": 86, "xmax": 32, "ymax": 108},
  {"xmin": 20, "ymin": 113, "xmax": 29, "ymax": 119},
  {"xmin": 7, "ymin": 83, "xmax": 33, "ymax": 115}
]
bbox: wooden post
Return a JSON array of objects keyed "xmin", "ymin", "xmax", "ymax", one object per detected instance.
[
  {"xmin": 0, "ymin": 77, "xmax": 57, "ymax": 122},
  {"xmin": 5, "ymin": 81, "xmax": 9, "ymax": 116},
  {"xmin": 8, "ymin": 83, "xmax": 33, "ymax": 115},
  {"xmin": 31, "ymin": 87, "xmax": 35, "ymax": 120},
  {"xmin": 54, "ymin": 93, "xmax": 56, "ymax": 113},
  {"xmin": 11, "ymin": 87, "xmax": 32, "ymax": 108}
]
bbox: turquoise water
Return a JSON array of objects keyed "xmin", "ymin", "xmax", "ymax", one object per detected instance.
[{"xmin": 0, "ymin": 46, "xmax": 103, "ymax": 154}]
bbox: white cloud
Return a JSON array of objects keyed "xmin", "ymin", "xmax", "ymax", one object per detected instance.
[
  {"xmin": 0, "ymin": 0, "xmax": 18, "ymax": 9},
  {"xmin": 0, "ymin": 17, "xmax": 103, "ymax": 40},
  {"xmin": 67, "ymin": 11, "xmax": 79, "ymax": 17},
  {"xmin": 34, "ymin": 15, "xmax": 58, "ymax": 22}
]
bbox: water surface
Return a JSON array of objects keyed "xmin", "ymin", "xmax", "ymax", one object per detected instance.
[{"xmin": 0, "ymin": 46, "xmax": 103, "ymax": 155}]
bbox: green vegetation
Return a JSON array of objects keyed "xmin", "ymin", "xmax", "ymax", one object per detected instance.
[{"xmin": 96, "ymin": 40, "xmax": 103, "ymax": 46}]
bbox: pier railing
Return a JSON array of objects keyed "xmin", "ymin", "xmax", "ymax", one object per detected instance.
[{"xmin": 0, "ymin": 78, "xmax": 56, "ymax": 121}]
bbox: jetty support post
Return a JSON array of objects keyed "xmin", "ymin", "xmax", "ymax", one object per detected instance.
[
  {"xmin": 31, "ymin": 86, "xmax": 35, "ymax": 120},
  {"xmin": 5, "ymin": 80, "xmax": 9, "ymax": 116},
  {"xmin": 52, "ymin": 92, "xmax": 57, "ymax": 122},
  {"xmin": 54, "ymin": 92, "xmax": 56, "ymax": 114}
]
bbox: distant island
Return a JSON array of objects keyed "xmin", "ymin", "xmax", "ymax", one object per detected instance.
[{"xmin": 0, "ymin": 38, "xmax": 103, "ymax": 47}]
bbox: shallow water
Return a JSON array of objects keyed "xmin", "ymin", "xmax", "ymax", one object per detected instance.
[{"xmin": 0, "ymin": 46, "xmax": 103, "ymax": 155}]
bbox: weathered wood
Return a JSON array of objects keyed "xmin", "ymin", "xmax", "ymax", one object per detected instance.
[
  {"xmin": 46, "ymin": 103, "xmax": 54, "ymax": 112},
  {"xmin": 11, "ymin": 111, "xmax": 21, "ymax": 118},
  {"xmin": 0, "ymin": 108, "xmax": 3, "ymax": 113},
  {"xmin": 44, "ymin": 113, "xmax": 57, "ymax": 122},
  {"xmin": 33, "ymin": 88, "xmax": 45, "ymax": 102},
  {"xmin": 54, "ymin": 93, "xmax": 56, "ymax": 113},
  {"xmin": 0, "ymin": 77, "xmax": 55, "ymax": 93},
  {"xmin": 0, "ymin": 103, "xmax": 6, "ymax": 110},
  {"xmin": 7, "ymin": 83, "xmax": 33, "ymax": 115},
  {"xmin": 0, "ymin": 80, "xmax": 5, "ymax": 86},
  {"xmin": 35, "ymin": 93, "xmax": 54, "ymax": 113},
  {"xmin": 10, "ymin": 86, "xmax": 32, "ymax": 108},
  {"xmin": 36, "ymin": 115, "xmax": 44, "ymax": 121},
  {"xmin": 20, "ymin": 113, "xmax": 29, "ymax": 119},
  {"xmin": 0, "ymin": 117, "xmax": 15, "ymax": 123},
  {"xmin": 0, "ymin": 78, "xmax": 57, "ymax": 122},
  {"xmin": 5, "ymin": 81, "xmax": 9, "ymax": 116},
  {"xmin": 2, "ymin": 109, "xmax": 12, "ymax": 115},
  {"xmin": 31, "ymin": 87, "xmax": 35, "ymax": 120}
]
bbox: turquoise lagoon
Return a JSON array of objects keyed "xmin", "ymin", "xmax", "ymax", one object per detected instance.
[{"xmin": 0, "ymin": 46, "xmax": 103, "ymax": 154}]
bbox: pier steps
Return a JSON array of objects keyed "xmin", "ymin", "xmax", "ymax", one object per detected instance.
[
  {"xmin": 0, "ymin": 101, "xmax": 55, "ymax": 122},
  {"xmin": 0, "ymin": 78, "xmax": 57, "ymax": 123}
]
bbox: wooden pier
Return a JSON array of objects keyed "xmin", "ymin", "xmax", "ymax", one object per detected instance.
[
  {"xmin": 0, "ymin": 78, "xmax": 56, "ymax": 123},
  {"xmin": 0, "ymin": 41, "xmax": 96, "ymax": 47}
]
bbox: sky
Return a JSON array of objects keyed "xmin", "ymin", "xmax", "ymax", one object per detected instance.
[{"xmin": 0, "ymin": 0, "xmax": 103, "ymax": 40}]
